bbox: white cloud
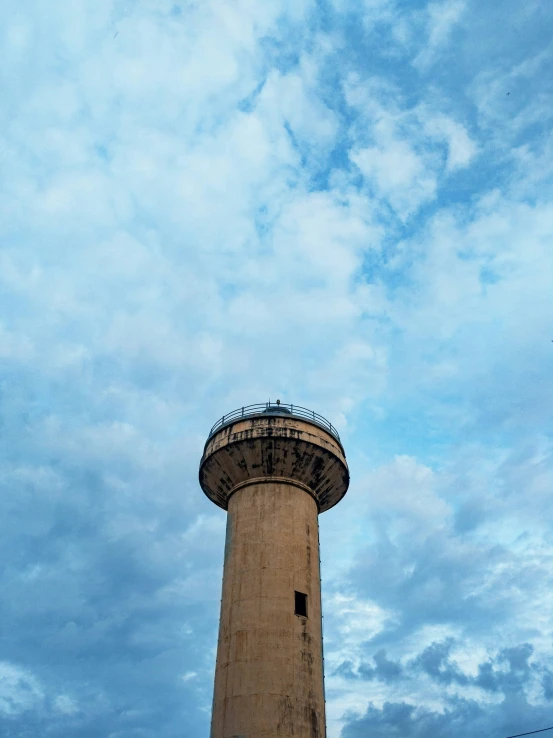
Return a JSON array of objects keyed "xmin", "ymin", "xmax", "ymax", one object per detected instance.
[
  {"xmin": 422, "ymin": 113, "xmax": 478, "ymax": 170},
  {"xmin": 54, "ymin": 694, "xmax": 79, "ymax": 715},
  {"xmin": 360, "ymin": 456, "xmax": 451, "ymax": 527},
  {"xmin": 414, "ymin": 0, "xmax": 467, "ymax": 69},
  {"xmin": 0, "ymin": 662, "xmax": 44, "ymax": 716},
  {"xmin": 351, "ymin": 139, "xmax": 436, "ymax": 218},
  {"xmin": 259, "ymin": 63, "xmax": 339, "ymax": 154},
  {"xmin": 344, "ymin": 76, "xmax": 479, "ymax": 217},
  {"xmin": 0, "ymin": 323, "xmax": 33, "ymax": 361}
]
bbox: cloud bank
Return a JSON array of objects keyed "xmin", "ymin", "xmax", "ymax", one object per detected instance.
[{"xmin": 1, "ymin": 0, "xmax": 552, "ymax": 735}]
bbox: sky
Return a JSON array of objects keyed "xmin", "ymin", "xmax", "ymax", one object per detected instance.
[{"xmin": 0, "ymin": 0, "xmax": 552, "ymax": 736}]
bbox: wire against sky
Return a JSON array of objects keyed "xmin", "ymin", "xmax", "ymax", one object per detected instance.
[{"xmin": 506, "ymin": 727, "xmax": 553, "ymax": 738}]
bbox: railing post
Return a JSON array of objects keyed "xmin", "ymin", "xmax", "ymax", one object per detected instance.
[{"xmin": 242, "ymin": 407, "xmax": 244, "ymax": 417}]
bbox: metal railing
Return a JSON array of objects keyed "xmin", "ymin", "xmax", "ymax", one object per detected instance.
[{"xmin": 207, "ymin": 402, "xmax": 341, "ymax": 442}]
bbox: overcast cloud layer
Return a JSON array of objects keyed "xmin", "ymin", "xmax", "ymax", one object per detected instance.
[{"xmin": 1, "ymin": 0, "xmax": 553, "ymax": 736}]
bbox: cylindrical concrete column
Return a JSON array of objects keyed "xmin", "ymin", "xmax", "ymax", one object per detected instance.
[
  {"xmin": 199, "ymin": 405, "xmax": 349, "ymax": 738},
  {"xmin": 212, "ymin": 481, "xmax": 324, "ymax": 738}
]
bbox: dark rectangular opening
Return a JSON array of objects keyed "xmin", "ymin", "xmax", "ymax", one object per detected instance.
[{"xmin": 295, "ymin": 591, "xmax": 308, "ymax": 618}]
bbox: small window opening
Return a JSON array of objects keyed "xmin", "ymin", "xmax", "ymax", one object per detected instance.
[{"xmin": 295, "ymin": 591, "xmax": 308, "ymax": 618}]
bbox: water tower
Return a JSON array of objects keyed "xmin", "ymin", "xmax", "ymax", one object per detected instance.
[{"xmin": 199, "ymin": 402, "xmax": 349, "ymax": 738}]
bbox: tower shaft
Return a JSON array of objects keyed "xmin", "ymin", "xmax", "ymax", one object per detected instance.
[{"xmin": 211, "ymin": 481, "xmax": 325, "ymax": 738}]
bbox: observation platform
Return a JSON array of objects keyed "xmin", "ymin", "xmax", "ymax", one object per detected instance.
[{"xmin": 199, "ymin": 402, "xmax": 349, "ymax": 513}]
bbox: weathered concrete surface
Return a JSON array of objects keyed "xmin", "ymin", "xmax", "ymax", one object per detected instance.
[
  {"xmin": 211, "ymin": 482, "xmax": 326, "ymax": 738},
  {"xmin": 200, "ymin": 413, "xmax": 349, "ymax": 738},
  {"xmin": 200, "ymin": 415, "xmax": 349, "ymax": 513}
]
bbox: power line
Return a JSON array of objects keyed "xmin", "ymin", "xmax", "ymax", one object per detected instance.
[{"xmin": 506, "ymin": 727, "xmax": 553, "ymax": 738}]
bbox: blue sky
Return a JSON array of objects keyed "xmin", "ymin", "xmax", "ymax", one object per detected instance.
[{"xmin": 1, "ymin": 0, "xmax": 552, "ymax": 736}]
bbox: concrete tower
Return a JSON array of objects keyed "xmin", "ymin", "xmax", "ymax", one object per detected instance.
[{"xmin": 199, "ymin": 402, "xmax": 349, "ymax": 738}]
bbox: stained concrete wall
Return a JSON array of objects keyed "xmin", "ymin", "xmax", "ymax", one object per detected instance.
[
  {"xmin": 210, "ymin": 481, "xmax": 326, "ymax": 738},
  {"xmin": 200, "ymin": 415, "xmax": 349, "ymax": 513}
]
